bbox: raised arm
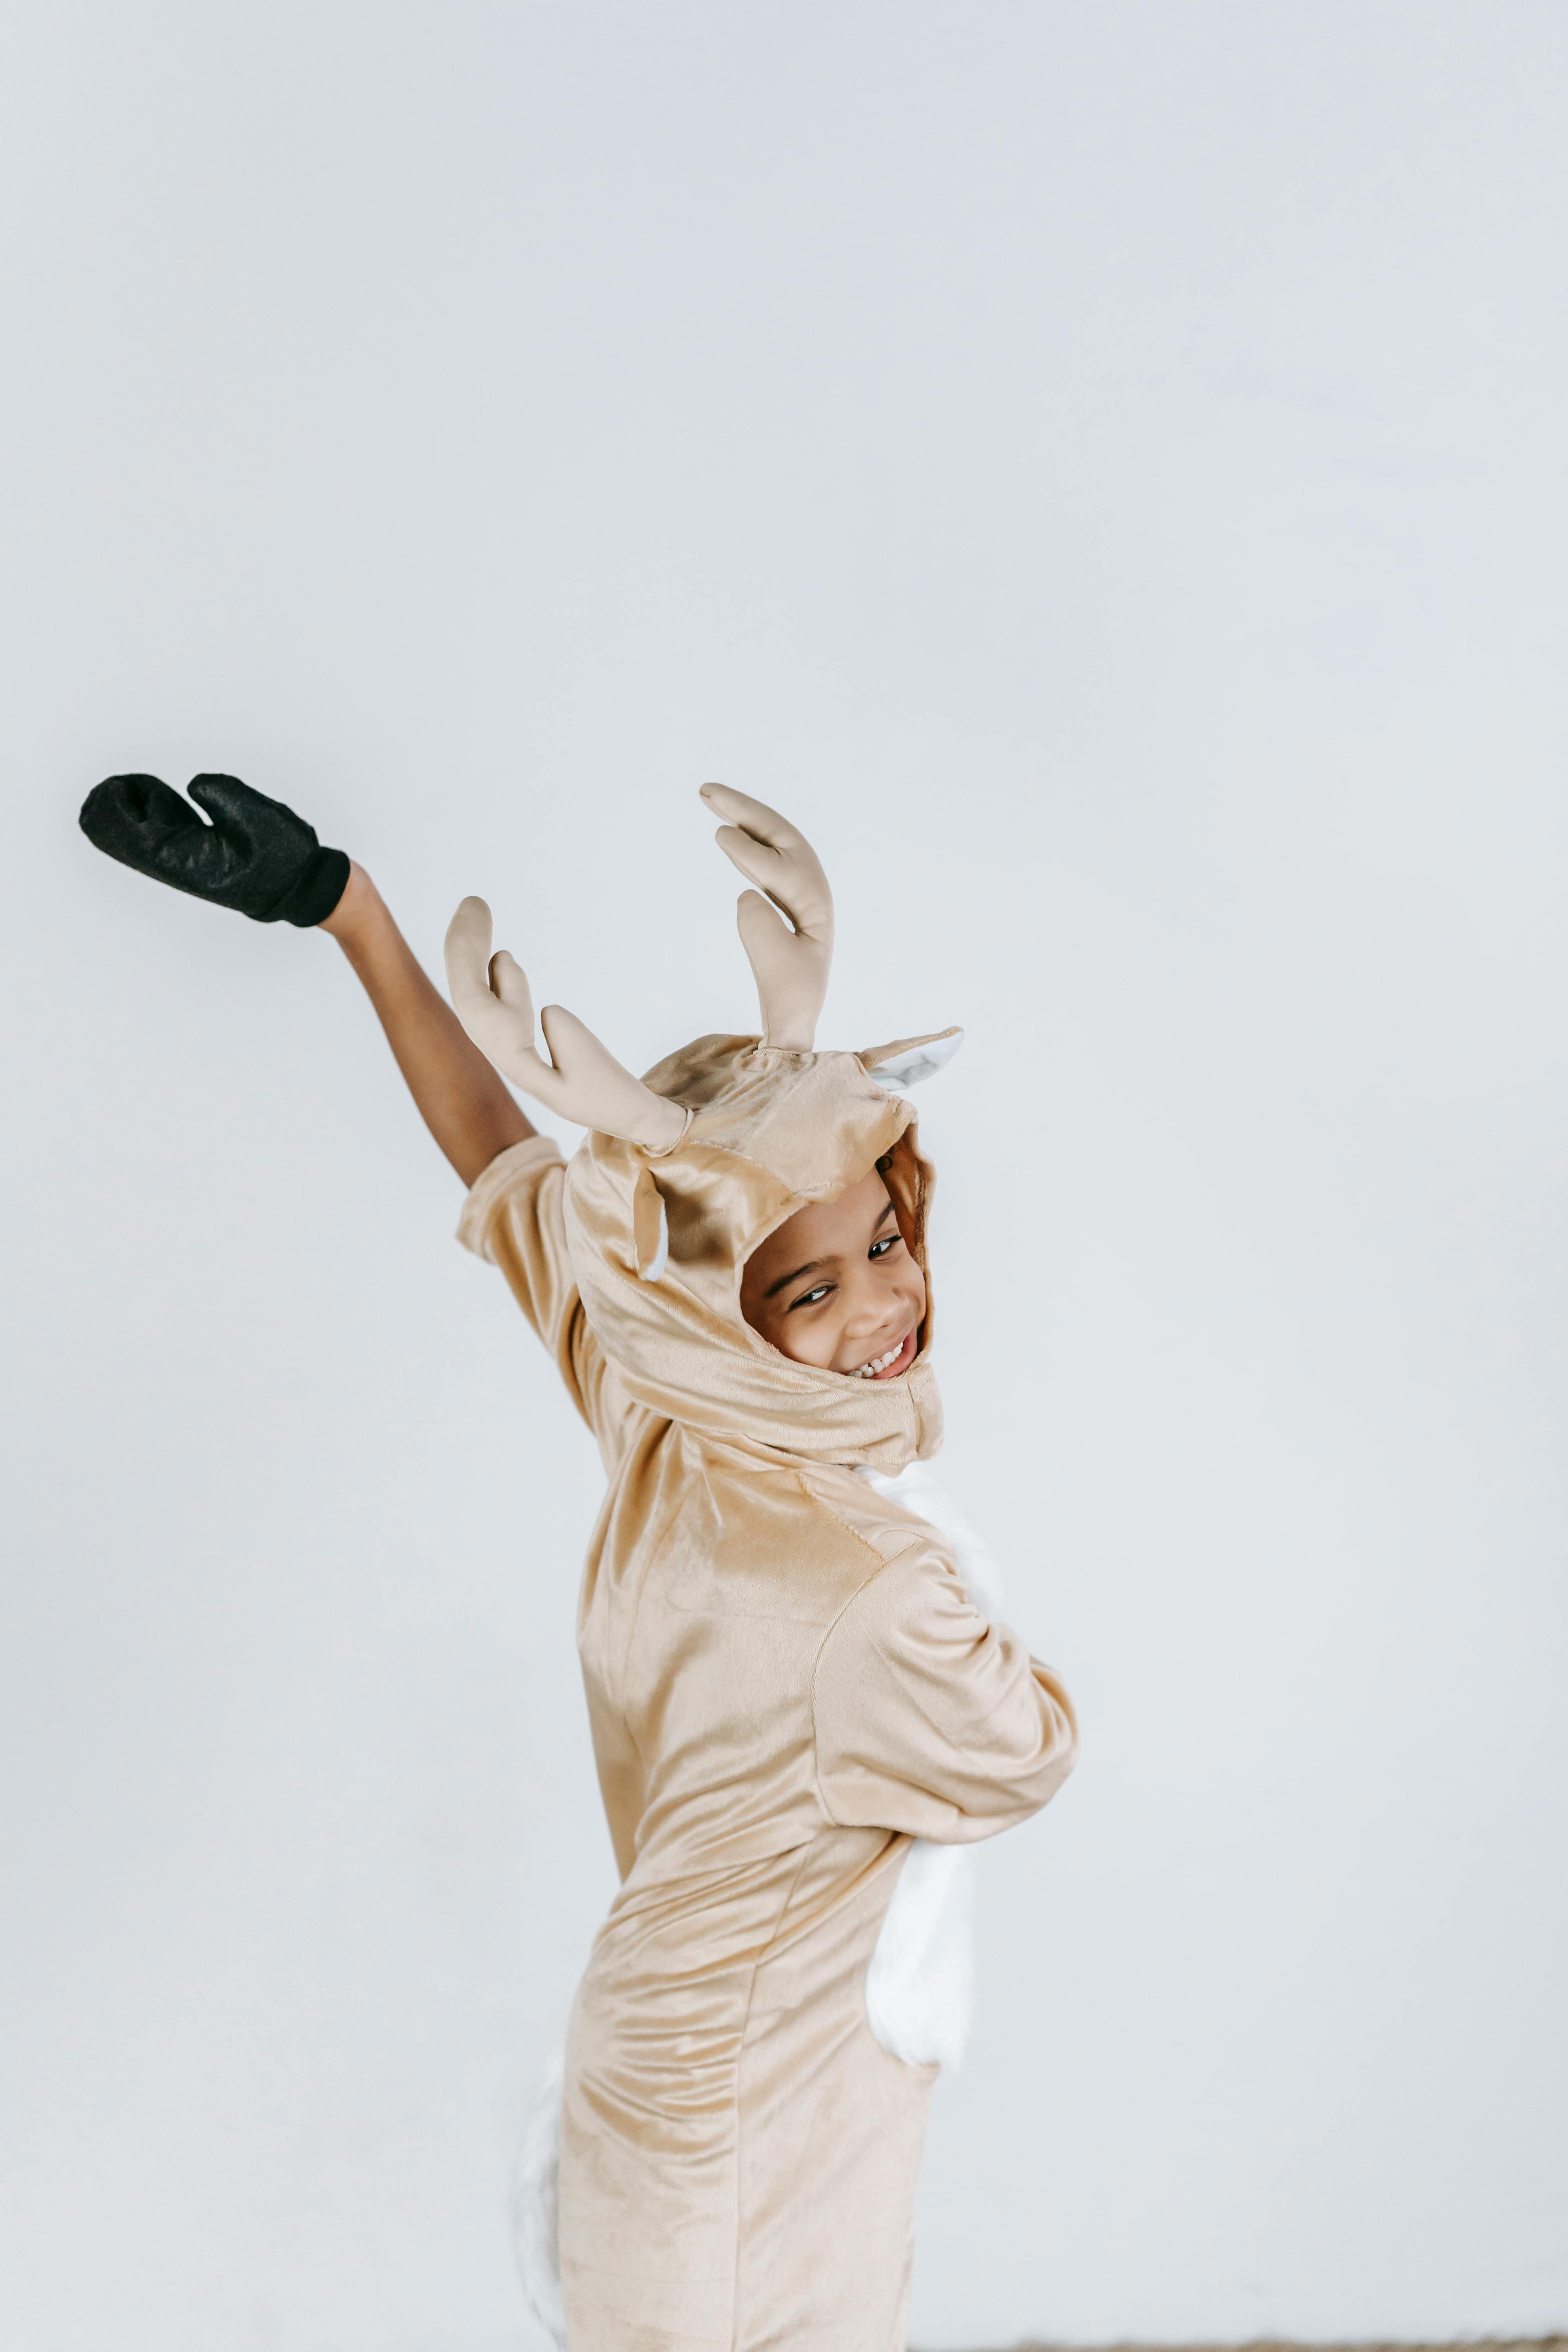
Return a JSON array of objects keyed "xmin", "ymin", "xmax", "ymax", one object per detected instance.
[
  {"xmin": 322, "ymin": 863, "xmax": 534, "ymax": 1185},
  {"xmin": 80, "ymin": 771, "xmax": 533, "ymax": 1188}
]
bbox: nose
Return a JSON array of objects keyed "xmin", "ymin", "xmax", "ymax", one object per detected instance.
[{"xmin": 840, "ymin": 1259, "xmax": 902, "ymax": 1342}]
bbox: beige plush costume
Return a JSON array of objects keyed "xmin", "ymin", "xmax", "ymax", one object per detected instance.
[{"xmin": 447, "ymin": 793, "xmax": 1076, "ymax": 2352}]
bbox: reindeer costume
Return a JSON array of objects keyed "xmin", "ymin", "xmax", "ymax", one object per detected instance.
[
  {"xmin": 443, "ymin": 789, "xmax": 1076, "ymax": 2352},
  {"xmin": 77, "ymin": 767, "xmax": 1073, "ymax": 2352}
]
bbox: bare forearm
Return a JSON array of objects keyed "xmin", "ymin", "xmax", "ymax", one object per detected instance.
[{"xmin": 321, "ymin": 863, "xmax": 534, "ymax": 1185}]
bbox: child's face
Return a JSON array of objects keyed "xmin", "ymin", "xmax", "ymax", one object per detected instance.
[{"xmin": 739, "ymin": 1166, "xmax": 927, "ymax": 1380}]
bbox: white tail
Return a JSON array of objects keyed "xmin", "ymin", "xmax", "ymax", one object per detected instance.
[{"xmin": 511, "ymin": 2049, "xmax": 567, "ymax": 2348}]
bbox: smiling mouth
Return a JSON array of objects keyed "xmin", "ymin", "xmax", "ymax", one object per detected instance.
[{"xmin": 856, "ymin": 1328, "xmax": 916, "ymax": 1379}]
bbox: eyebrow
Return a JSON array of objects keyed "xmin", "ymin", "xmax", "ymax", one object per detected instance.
[
  {"xmin": 766, "ymin": 1255, "xmax": 826, "ymax": 1301},
  {"xmin": 763, "ymin": 1203, "xmax": 898, "ymax": 1301}
]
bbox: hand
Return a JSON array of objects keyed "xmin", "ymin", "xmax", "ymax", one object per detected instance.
[{"xmin": 79, "ymin": 772, "xmax": 350, "ymax": 926}]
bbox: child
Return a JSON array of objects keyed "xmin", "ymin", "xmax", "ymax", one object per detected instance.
[{"xmin": 81, "ymin": 772, "xmax": 1076, "ymax": 2352}]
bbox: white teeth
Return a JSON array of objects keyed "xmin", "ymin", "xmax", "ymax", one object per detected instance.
[{"xmin": 857, "ymin": 1338, "xmax": 906, "ymax": 1377}]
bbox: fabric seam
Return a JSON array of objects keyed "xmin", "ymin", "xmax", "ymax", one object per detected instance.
[{"xmin": 798, "ymin": 1470, "xmax": 904, "ymax": 1831}]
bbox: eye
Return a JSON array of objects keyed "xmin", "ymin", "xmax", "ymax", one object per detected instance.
[
  {"xmin": 789, "ymin": 1282, "xmax": 834, "ymax": 1312},
  {"xmin": 868, "ymin": 1235, "xmax": 900, "ymax": 1261}
]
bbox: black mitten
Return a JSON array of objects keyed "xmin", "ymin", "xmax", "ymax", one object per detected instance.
[{"xmin": 79, "ymin": 773, "xmax": 350, "ymax": 926}]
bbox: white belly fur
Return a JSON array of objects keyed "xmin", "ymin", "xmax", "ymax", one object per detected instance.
[
  {"xmin": 855, "ymin": 1460, "xmax": 1007, "ymax": 2071},
  {"xmin": 513, "ymin": 1462, "xmax": 1007, "ymax": 2326}
]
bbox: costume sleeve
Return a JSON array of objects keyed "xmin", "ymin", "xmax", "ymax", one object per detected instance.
[
  {"xmin": 457, "ymin": 1135, "xmax": 629, "ymax": 1448},
  {"xmin": 812, "ymin": 1546, "xmax": 1076, "ymax": 1843}
]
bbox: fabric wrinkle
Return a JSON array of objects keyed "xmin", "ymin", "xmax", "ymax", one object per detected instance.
[{"xmin": 459, "ymin": 1029, "xmax": 1075, "ymax": 2351}]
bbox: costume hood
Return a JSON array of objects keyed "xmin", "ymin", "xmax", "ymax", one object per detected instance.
[
  {"xmin": 445, "ymin": 786, "xmax": 962, "ymax": 1473},
  {"xmin": 565, "ymin": 1030, "xmax": 958, "ymax": 1471}
]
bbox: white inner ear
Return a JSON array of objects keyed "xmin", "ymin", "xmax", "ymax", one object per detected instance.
[
  {"xmin": 867, "ymin": 1029, "xmax": 964, "ymax": 1094},
  {"xmin": 639, "ymin": 1194, "xmax": 670, "ymax": 1282}
]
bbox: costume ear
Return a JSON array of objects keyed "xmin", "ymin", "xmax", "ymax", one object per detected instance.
[
  {"xmin": 632, "ymin": 1168, "xmax": 670, "ymax": 1281},
  {"xmin": 858, "ymin": 1027, "xmax": 964, "ymax": 1093}
]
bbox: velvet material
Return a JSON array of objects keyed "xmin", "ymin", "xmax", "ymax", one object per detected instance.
[
  {"xmin": 566, "ymin": 1034, "xmax": 943, "ymax": 1472},
  {"xmin": 460, "ymin": 1044, "xmax": 1076, "ymax": 2352},
  {"xmin": 79, "ymin": 772, "xmax": 350, "ymax": 926}
]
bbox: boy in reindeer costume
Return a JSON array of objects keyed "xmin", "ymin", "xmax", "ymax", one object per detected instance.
[{"xmin": 80, "ymin": 773, "xmax": 1076, "ymax": 2352}]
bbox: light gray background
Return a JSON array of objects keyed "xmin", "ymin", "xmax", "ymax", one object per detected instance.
[{"xmin": 2, "ymin": 4, "xmax": 1565, "ymax": 2348}]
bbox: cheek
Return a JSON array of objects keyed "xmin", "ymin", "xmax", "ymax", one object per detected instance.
[
  {"xmin": 764, "ymin": 1309, "xmax": 842, "ymax": 1370},
  {"xmin": 890, "ymin": 1254, "xmax": 927, "ymax": 1309}
]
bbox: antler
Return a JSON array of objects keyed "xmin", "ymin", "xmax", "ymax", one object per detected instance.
[
  {"xmin": 443, "ymin": 897, "xmax": 688, "ymax": 1153},
  {"xmin": 701, "ymin": 784, "xmax": 835, "ymax": 1049}
]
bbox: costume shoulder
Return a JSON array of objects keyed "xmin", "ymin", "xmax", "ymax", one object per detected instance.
[
  {"xmin": 653, "ymin": 1454, "xmax": 908, "ymax": 1628},
  {"xmin": 459, "ymin": 1136, "xmax": 635, "ymax": 1459},
  {"xmin": 810, "ymin": 1481, "xmax": 1076, "ymax": 1844}
]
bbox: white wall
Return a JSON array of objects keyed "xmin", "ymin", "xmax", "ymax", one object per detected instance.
[{"xmin": 2, "ymin": 5, "xmax": 1565, "ymax": 2348}]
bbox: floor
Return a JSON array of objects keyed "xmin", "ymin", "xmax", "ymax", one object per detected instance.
[{"xmin": 961, "ymin": 2340, "xmax": 1568, "ymax": 2352}]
